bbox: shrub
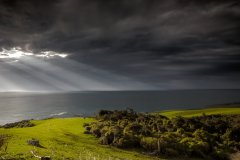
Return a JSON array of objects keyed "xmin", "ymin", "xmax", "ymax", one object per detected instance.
[
  {"xmin": 211, "ymin": 149, "xmax": 230, "ymax": 160},
  {"xmin": 114, "ymin": 135, "xmax": 140, "ymax": 148},
  {"xmin": 165, "ymin": 148, "xmax": 180, "ymax": 156},
  {"xmin": 140, "ymin": 137, "xmax": 159, "ymax": 151},
  {"xmin": 84, "ymin": 109, "xmax": 240, "ymax": 160},
  {"xmin": 85, "ymin": 126, "xmax": 91, "ymax": 131},
  {"xmin": 98, "ymin": 110, "xmax": 113, "ymax": 117},
  {"xmin": 123, "ymin": 123, "xmax": 142, "ymax": 135},
  {"xmin": 83, "ymin": 123, "xmax": 90, "ymax": 127},
  {"xmin": 90, "ymin": 124, "xmax": 102, "ymax": 138},
  {"xmin": 1, "ymin": 120, "xmax": 35, "ymax": 129}
]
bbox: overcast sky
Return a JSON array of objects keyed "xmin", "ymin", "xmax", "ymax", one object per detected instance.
[{"xmin": 0, "ymin": 0, "xmax": 240, "ymax": 91}]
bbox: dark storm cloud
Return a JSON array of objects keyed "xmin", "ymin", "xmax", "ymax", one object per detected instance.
[{"xmin": 0, "ymin": 0, "xmax": 240, "ymax": 89}]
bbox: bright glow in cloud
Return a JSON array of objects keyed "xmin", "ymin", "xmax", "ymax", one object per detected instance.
[
  {"xmin": 0, "ymin": 47, "xmax": 33, "ymax": 59},
  {"xmin": 0, "ymin": 47, "xmax": 154, "ymax": 92},
  {"xmin": 0, "ymin": 47, "xmax": 68, "ymax": 60},
  {"xmin": 36, "ymin": 51, "xmax": 68, "ymax": 58}
]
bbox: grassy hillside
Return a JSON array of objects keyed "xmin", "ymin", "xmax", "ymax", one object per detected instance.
[
  {"xmin": 1, "ymin": 107, "xmax": 240, "ymax": 159},
  {"xmin": 159, "ymin": 108, "xmax": 240, "ymax": 118},
  {"xmin": 0, "ymin": 118, "xmax": 163, "ymax": 160}
]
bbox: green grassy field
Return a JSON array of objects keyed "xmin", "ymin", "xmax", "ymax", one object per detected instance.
[
  {"xmin": 1, "ymin": 107, "xmax": 240, "ymax": 160},
  {"xmin": 158, "ymin": 107, "xmax": 240, "ymax": 118},
  {"xmin": 0, "ymin": 118, "xmax": 163, "ymax": 160}
]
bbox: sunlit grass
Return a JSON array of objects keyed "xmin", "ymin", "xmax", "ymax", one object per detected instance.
[
  {"xmin": 158, "ymin": 108, "xmax": 240, "ymax": 118},
  {"xmin": 1, "ymin": 107, "xmax": 240, "ymax": 159},
  {"xmin": 0, "ymin": 118, "xmax": 160, "ymax": 160}
]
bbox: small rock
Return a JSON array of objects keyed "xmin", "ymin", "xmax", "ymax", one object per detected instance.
[{"xmin": 27, "ymin": 138, "xmax": 40, "ymax": 147}]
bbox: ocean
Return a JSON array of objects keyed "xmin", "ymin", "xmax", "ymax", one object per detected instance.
[{"xmin": 0, "ymin": 90, "xmax": 240, "ymax": 124}]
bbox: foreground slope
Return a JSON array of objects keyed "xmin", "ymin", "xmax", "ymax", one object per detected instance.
[
  {"xmin": 0, "ymin": 118, "xmax": 162, "ymax": 160},
  {"xmin": 1, "ymin": 107, "xmax": 240, "ymax": 159}
]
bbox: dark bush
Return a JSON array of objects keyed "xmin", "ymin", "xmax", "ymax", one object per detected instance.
[
  {"xmin": 114, "ymin": 135, "xmax": 140, "ymax": 148},
  {"xmin": 98, "ymin": 110, "xmax": 114, "ymax": 117},
  {"xmin": 0, "ymin": 120, "xmax": 35, "ymax": 129},
  {"xmin": 84, "ymin": 109, "xmax": 240, "ymax": 160},
  {"xmin": 83, "ymin": 123, "xmax": 90, "ymax": 127},
  {"xmin": 140, "ymin": 137, "xmax": 159, "ymax": 151},
  {"xmin": 90, "ymin": 124, "xmax": 102, "ymax": 138},
  {"xmin": 85, "ymin": 126, "xmax": 91, "ymax": 131},
  {"xmin": 83, "ymin": 130, "xmax": 91, "ymax": 134}
]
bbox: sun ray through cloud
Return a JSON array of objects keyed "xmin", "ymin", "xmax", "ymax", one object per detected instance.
[{"xmin": 0, "ymin": 47, "xmax": 155, "ymax": 92}]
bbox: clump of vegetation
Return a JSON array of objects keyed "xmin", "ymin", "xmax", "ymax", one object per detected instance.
[
  {"xmin": 0, "ymin": 135, "xmax": 8, "ymax": 152},
  {"xmin": 27, "ymin": 138, "xmax": 44, "ymax": 148},
  {"xmin": 0, "ymin": 120, "xmax": 35, "ymax": 129},
  {"xmin": 0, "ymin": 135, "xmax": 6, "ymax": 149},
  {"xmin": 84, "ymin": 109, "xmax": 240, "ymax": 160}
]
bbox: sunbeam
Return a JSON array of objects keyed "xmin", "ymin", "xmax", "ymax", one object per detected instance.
[{"xmin": 0, "ymin": 47, "xmax": 154, "ymax": 92}]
